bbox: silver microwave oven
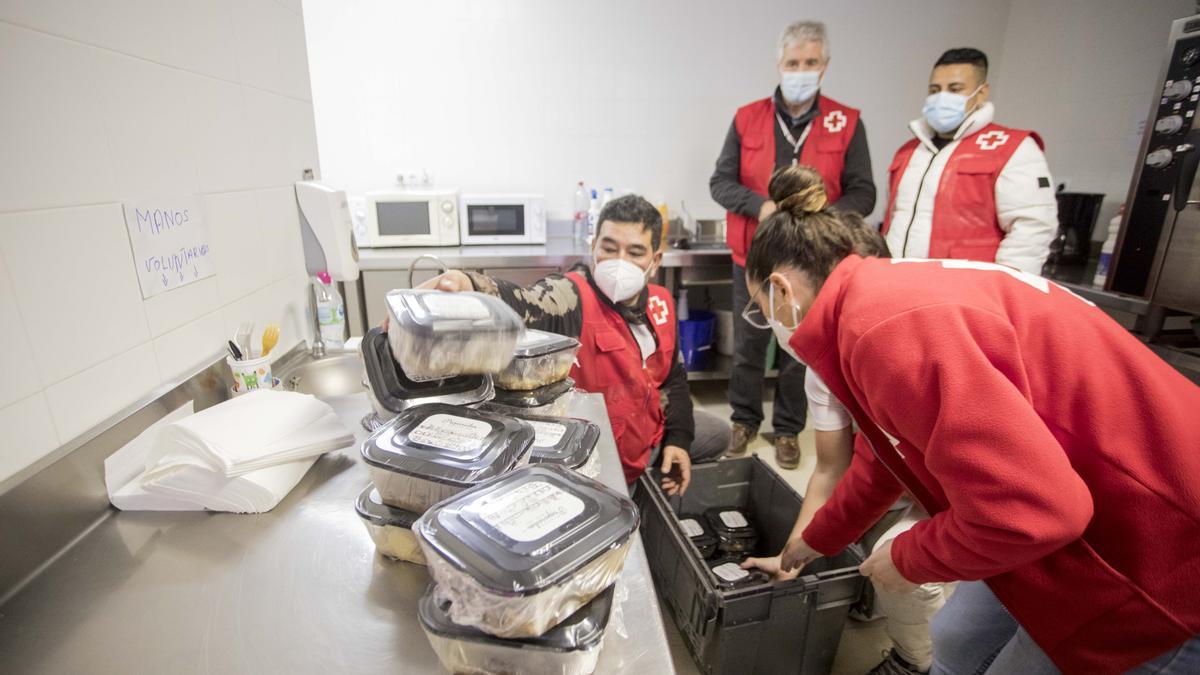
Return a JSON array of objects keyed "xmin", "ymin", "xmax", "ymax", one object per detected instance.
[
  {"xmin": 459, "ymin": 193, "xmax": 546, "ymax": 245},
  {"xmin": 357, "ymin": 189, "xmax": 460, "ymax": 248}
]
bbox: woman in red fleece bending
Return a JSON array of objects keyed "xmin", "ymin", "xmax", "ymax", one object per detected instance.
[{"xmin": 743, "ymin": 165, "xmax": 1200, "ymax": 674}]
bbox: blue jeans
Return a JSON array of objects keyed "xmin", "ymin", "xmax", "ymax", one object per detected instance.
[{"xmin": 930, "ymin": 581, "xmax": 1200, "ymax": 675}]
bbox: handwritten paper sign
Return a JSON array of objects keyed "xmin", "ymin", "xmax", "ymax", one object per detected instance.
[{"xmin": 122, "ymin": 196, "xmax": 215, "ymax": 299}]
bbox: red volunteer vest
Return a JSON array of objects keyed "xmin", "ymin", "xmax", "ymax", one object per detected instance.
[
  {"xmin": 883, "ymin": 123, "xmax": 1043, "ymax": 262},
  {"xmin": 727, "ymin": 94, "xmax": 860, "ymax": 265},
  {"xmin": 566, "ymin": 272, "xmax": 676, "ymax": 484}
]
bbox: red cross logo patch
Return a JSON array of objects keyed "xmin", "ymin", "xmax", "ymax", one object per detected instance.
[
  {"xmin": 648, "ymin": 296, "xmax": 670, "ymax": 326},
  {"xmin": 823, "ymin": 110, "xmax": 847, "ymax": 133},
  {"xmin": 975, "ymin": 130, "xmax": 1010, "ymax": 151}
]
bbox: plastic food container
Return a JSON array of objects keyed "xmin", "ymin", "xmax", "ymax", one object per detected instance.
[
  {"xmin": 493, "ymin": 413, "xmax": 601, "ymax": 478},
  {"xmin": 354, "ymin": 485, "xmax": 426, "ymax": 564},
  {"xmin": 704, "ymin": 507, "xmax": 759, "ymax": 555},
  {"xmin": 484, "ymin": 378, "xmax": 576, "ymax": 418},
  {"xmin": 415, "ymin": 464, "xmax": 639, "ymax": 638},
  {"xmin": 707, "ymin": 557, "xmax": 769, "ymax": 590},
  {"xmin": 420, "ymin": 584, "xmax": 614, "ymax": 675},
  {"xmin": 361, "ymin": 403, "xmax": 535, "ymax": 513},
  {"xmin": 385, "ymin": 289, "xmax": 525, "ymax": 381},
  {"xmin": 678, "ymin": 513, "xmax": 719, "ymax": 559},
  {"xmin": 494, "ymin": 329, "xmax": 581, "ymax": 391},
  {"xmin": 361, "ymin": 327, "xmax": 493, "ymax": 420}
]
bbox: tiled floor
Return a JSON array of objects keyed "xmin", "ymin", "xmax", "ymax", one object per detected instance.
[{"xmin": 659, "ymin": 380, "xmax": 892, "ymax": 675}]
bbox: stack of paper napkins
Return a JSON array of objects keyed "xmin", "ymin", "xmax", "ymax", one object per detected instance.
[{"xmin": 106, "ymin": 391, "xmax": 354, "ymax": 513}]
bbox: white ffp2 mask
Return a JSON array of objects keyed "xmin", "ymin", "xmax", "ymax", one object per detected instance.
[{"xmin": 594, "ymin": 258, "xmax": 649, "ymax": 303}]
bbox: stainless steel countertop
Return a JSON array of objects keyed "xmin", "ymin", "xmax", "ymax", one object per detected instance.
[
  {"xmin": 0, "ymin": 392, "xmax": 675, "ymax": 675},
  {"xmin": 356, "ymin": 239, "xmax": 732, "ymax": 271}
]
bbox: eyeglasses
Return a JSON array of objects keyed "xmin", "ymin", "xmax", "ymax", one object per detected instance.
[{"xmin": 741, "ymin": 284, "xmax": 772, "ymax": 330}]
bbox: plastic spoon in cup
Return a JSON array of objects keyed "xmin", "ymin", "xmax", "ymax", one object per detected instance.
[{"xmin": 261, "ymin": 323, "xmax": 280, "ymax": 357}]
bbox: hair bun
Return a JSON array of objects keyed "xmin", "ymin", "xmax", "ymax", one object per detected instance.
[
  {"xmin": 767, "ymin": 165, "xmax": 829, "ymax": 215},
  {"xmin": 777, "ymin": 185, "xmax": 827, "ymax": 215}
]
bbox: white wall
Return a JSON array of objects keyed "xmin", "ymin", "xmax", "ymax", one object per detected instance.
[
  {"xmin": 0, "ymin": 1, "xmax": 321, "ymax": 484},
  {"xmin": 303, "ymin": 0, "xmax": 1015, "ymax": 221},
  {"xmin": 991, "ymin": 0, "xmax": 1196, "ymax": 238}
]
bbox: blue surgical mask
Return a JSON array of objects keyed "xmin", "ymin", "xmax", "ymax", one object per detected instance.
[
  {"xmin": 922, "ymin": 85, "xmax": 983, "ymax": 134},
  {"xmin": 780, "ymin": 70, "xmax": 821, "ymax": 105}
]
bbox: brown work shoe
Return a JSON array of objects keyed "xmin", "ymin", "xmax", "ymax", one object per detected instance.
[
  {"xmin": 774, "ymin": 434, "xmax": 800, "ymax": 469},
  {"xmin": 724, "ymin": 422, "xmax": 758, "ymax": 458}
]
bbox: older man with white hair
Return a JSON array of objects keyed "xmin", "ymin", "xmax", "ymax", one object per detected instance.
[{"xmin": 710, "ymin": 20, "xmax": 875, "ymax": 468}]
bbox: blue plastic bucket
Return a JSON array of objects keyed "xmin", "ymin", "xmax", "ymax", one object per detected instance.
[{"xmin": 679, "ymin": 310, "xmax": 717, "ymax": 371}]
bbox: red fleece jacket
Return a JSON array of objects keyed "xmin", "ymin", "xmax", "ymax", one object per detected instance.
[{"xmin": 791, "ymin": 256, "xmax": 1200, "ymax": 674}]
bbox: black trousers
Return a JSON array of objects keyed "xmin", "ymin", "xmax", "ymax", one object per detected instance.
[{"xmin": 729, "ymin": 263, "xmax": 807, "ymax": 435}]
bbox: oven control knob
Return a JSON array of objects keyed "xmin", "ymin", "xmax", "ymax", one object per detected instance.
[
  {"xmin": 1165, "ymin": 80, "xmax": 1194, "ymax": 101},
  {"xmin": 441, "ymin": 200, "xmax": 454, "ymax": 213},
  {"xmin": 442, "ymin": 215, "xmax": 453, "ymax": 227},
  {"xmin": 1156, "ymin": 115, "xmax": 1185, "ymax": 135},
  {"xmin": 1146, "ymin": 147, "xmax": 1174, "ymax": 169}
]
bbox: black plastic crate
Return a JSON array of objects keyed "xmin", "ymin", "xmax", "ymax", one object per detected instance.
[{"xmin": 636, "ymin": 456, "xmax": 866, "ymax": 675}]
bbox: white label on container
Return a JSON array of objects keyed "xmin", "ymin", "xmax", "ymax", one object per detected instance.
[
  {"xmin": 529, "ymin": 420, "xmax": 568, "ymax": 448},
  {"xmin": 471, "ymin": 480, "xmax": 585, "ymax": 542},
  {"xmin": 408, "ymin": 414, "xmax": 492, "ymax": 452},
  {"xmin": 422, "ymin": 293, "xmax": 490, "ymax": 319},
  {"xmin": 712, "ymin": 562, "xmax": 748, "ymax": 582},
  {"xmin": 519, "ymin": 330, "xmax": 559, "ymax": 349},
  {"xmin": 680, "ymin": 518, "xmax": 704, "ymax": 538},
  {"xmin": 719, "ymin": 510, "xmax": 749, "ymax": 529}
]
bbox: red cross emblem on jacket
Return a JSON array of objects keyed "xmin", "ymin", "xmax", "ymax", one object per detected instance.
[
  {"xmin": 824, "ymin": 110, "xmax": 847, "ymax": 133},
  {"xmin": 976, "ymin": 129, "xmax": 1010, "ymax": 151},
  {"xmin": 648, "ymin": 296, "xmax": 670, "ymax": 326}
]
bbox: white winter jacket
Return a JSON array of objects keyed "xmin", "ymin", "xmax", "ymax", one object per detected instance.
[{"xmin": 884, "ymin": 102, "xmax": 1058, "ymax": 275}]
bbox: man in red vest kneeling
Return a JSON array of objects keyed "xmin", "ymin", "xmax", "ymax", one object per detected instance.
[
  {"xmin": 413, "ymin": 195, "xmax": 730, "ymax": 493},
  {"xmin": 883, "ymin": 47, "xmax": 1058, "ymax": 274},
  {"xmin": 710, "ymin": 20, "xmax": 876, "ymax": 469}
]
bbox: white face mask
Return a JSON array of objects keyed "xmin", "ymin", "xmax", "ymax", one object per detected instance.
[
  {"xmin": 767, "ymin": 279, "xmax": 805, "ymax": 364},
  {"xmin": 922, "ymin": 84, "xmax": 983, "ymax": 134},
  {"xmin": 593, "ymin": 258, "xmax": 650, "ymax": 303},
  {"xmin": 780, "ymin": 70, "xmax": 821, "ymax": 105}
]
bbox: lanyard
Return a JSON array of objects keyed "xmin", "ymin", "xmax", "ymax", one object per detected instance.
[{"xmin": 775, "ymin": 112, "xmax": 813, "ymax": 165}]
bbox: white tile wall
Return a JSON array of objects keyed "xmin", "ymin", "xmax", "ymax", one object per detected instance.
[{"xmin": 0, "ymin": 3, "xmax": 320, "ymax": 484}]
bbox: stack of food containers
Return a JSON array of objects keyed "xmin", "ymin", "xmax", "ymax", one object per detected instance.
[
  {"xmin": 415, "ymin": 464, "xmax": 638, "ymax": 673},
  {"xmin": 355, "ymin": 289, "xmax": 528, "ymax": 565},
  {"xmin": 353, "ymin": 289, "xmax": 635, "ymax": 672},
  {"xmin": 484, "ymin": 329, "xmax": 582, "ymax": 417}
]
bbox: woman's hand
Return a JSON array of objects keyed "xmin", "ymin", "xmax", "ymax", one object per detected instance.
[
  {"xmin": 740, "ymin": 555, "xmax": 799, "ymax": 581},
  {"xmin": 859, "ymin": 539, "xmax": 918, "ymax": 594},
  {"xmin": 780, "ymin": 535, "xmax": 822, "ymax": 572}
]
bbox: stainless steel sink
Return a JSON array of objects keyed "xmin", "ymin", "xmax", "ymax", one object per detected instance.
[{"xmin": 277, "ymin": 351, "xmax": 365, "ymax": 397}]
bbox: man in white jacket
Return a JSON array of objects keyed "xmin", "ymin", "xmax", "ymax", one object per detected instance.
[{"xmin": 883, "ymin": 48, "xmax": 1057, "ymax": 275}]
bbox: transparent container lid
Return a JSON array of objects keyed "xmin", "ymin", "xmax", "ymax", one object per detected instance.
[
  {"xmin": 501, "ymin": 414, "xmax": 599, "ymax": 470},
  {"xmin": 354, "ymin": 485, "xmax": 419, "ymax": 529},
  {"xmin": 361, "ymin": 403, "xmax": 534, "ymax": 488},
  {"xmin": 491, "ymin": 378, "xmax": 575, "ymax": 408},
  {"xmin": 704, "ymin": 507, "xmax": 759, "ymax": 542},
  {"xmin": 512, "ymin": 329, "xmax": 580, "ymax": 359},
  {"xmin": 419, "ymin": 583, "xmax": 614, "ymax": 653},
  {"xmin": 386, "ymin": 289, "xmax": 524, "ymax": 339},
  {"xmin": 415, "ymin": 464, "xmax": 639, "ymax": 596},
  {"xmin": 361, "ymin": 328, "xmax": 493, "ymax": 411}
]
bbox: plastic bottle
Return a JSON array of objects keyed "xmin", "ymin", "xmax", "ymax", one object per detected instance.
[
  {"xmin": 573, "ymin": 181, "xmax": 589, "ymax": 243},
  {"xmin": 677, "ymin": 288, "xmax": 690, "ymax": 321},
  {"xmin": 312, "ymin": 271, "xmax": 345, "ymax": 349},
  {"xmin": 600, "ymin": 187, "xmax": 615, "ymax": 209},
  {"xmin": 1093, "ymin": 212, "xmax": 1122, "ymax": 287},
  {"xmin": 586, "ymin": 189, "xmax": 600, "ymax": 243}
]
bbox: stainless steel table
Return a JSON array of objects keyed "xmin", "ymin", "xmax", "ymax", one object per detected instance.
[{"xmin": 0, "ymin": 393, "xmax": 675, "ymax": 675}]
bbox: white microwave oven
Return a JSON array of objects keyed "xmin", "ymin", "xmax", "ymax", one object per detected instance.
[
  {"xmin": 459, "ymin": 193, "xmax": 546, "ymax": 245},
  {"xmin": 358, "ymin": 189, "xmax": 460, "ymax": 248}
]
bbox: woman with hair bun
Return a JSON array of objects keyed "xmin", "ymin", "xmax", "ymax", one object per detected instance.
[{"xmin": 739, "ymin": 166, "xmax": 1200, "ymax": 674}]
